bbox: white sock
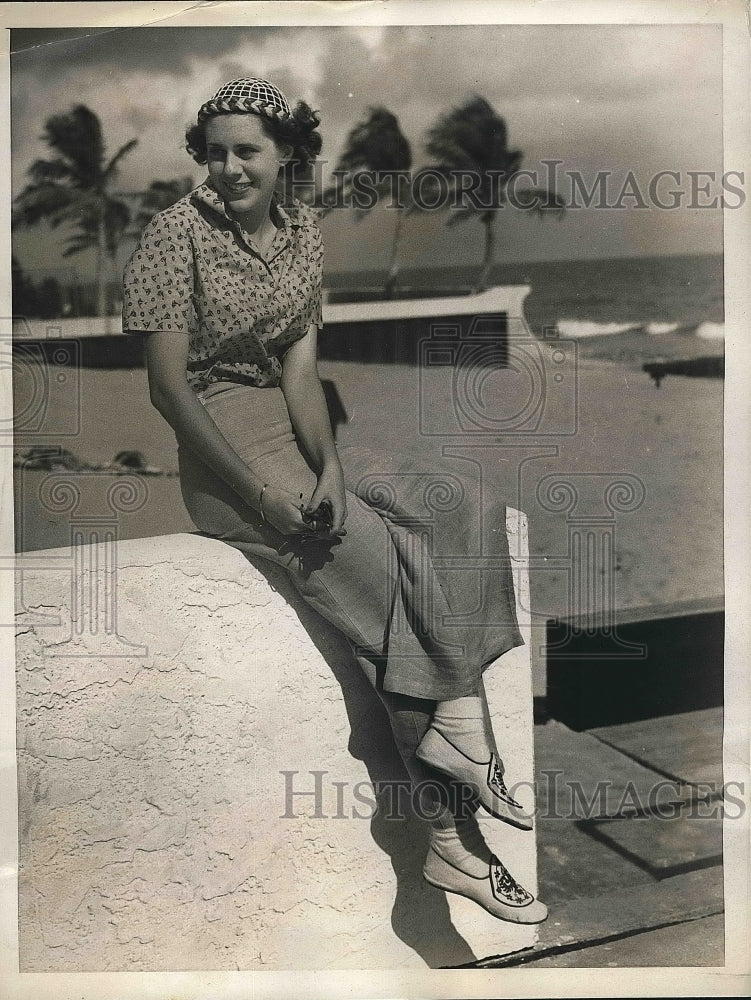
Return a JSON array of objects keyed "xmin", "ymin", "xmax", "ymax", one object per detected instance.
[
  {"xmin": 429, "ymin": 813, "xmax": 493, "ymax": 877},
  {"xmin": 431, "ymin": 695, "xmax": 497, "ymax": 763}
]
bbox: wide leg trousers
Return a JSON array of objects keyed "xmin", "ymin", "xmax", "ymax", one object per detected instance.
[{"xmin": 177, "ymin": 380, "xmax": 524, "ymax": 703}]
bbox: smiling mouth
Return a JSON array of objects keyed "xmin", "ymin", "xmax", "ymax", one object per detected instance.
[{"xmin": 223, "ymin": 183, "xmax": 253, "ymax": 195}]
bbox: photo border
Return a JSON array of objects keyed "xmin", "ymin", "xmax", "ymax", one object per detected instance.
[{"xmin": 1, "ymin": 2, "xmax": 748, "ymax": 997}]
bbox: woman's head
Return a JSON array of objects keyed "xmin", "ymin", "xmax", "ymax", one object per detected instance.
[{"xmin": 185, "ymin": 77, "xmax": 322, "ymax": 198}]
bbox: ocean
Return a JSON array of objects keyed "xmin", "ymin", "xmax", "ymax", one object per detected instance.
[{"xmin": 328, "ymin": 253, "xmax": 724, "ymax": 366}]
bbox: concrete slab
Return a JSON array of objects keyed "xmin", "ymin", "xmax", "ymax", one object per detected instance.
[
  {"xmin": 11, "ymin": 286, "xmax": 532, "ymax": 339},
  {"xmin": 532, "ymin": 718, "xmax": 723, "ymax": 907},
  {"xmin": 545, "ymin": 604, "xmax": 724, "ymax": 730},
  {"xmin": 588, "ymin": 812, "xmax": 723, "ymax": 874},
  {"xmin": 514, "ymin": 911, "xmax": 725, "ymax": 967},
  {"xmin": 534, "ymin": 720, "xmax": 686, "ymax": 819},
  {"xmin": 537, "ymin": 816, "xmax": 657, "ymax": 904},
  {"xmin": 589, "ymin": 707, "xmax": 724, "ymax": 787},
  {"xmin": 473, "ymin": 867, "xmax": 724, "ymax": 967}
]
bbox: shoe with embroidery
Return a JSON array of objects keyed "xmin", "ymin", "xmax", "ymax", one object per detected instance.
[
  {"xmin": 423, "ymin": 848, "xmax": 548, "ymax": 924},
  {"xmin": 416, "ymin": 726, "xmax": 533, "ymax": 830}
]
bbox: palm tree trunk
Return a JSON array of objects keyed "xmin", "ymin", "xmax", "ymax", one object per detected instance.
[
  {"xmin": 474, "ymin": 212, "xmax": 497, "ymax": 294},
  {"xmin": 383, "ymin": 207, "xmax": 404, "ymax": 300},
  {"xmin": 106, "ymin": 250, "xmax": 121, "ymax": 333},
  {"xmin": 95, "ymin": 205, "xmax": 107, "ymax": 316}
]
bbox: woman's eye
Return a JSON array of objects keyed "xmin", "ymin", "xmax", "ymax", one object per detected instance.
[{"xmin": 206, "ymin": 145, "xmax": 257, "ymax": 161}]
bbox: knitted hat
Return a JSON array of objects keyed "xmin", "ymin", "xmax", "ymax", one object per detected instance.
[{"xmin": 197, "ymin": 78, "xmax": 292, "ymax": 124}]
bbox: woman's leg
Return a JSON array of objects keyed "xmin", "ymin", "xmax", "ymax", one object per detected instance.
[
  {"xmin": 180, "ymin": 437, "xmax": 544, "ymax": 922},
  {"xmin": 178, "ymin": 392, "xmax": 544, "ymax": 918},
  {"xmin": 179, "ymin": 431, "xmax": 470, "ymax": 815},
  {"xmin": 374, "ymin": 687, "xmax": 478, "ymax": 824},
  {"xmin": 417, "ymin": 688, "xmax": 534, "ymax": 829},
  {"xmin": 380, "ymin": 688, "xmax": 547, "ymax": 924}
]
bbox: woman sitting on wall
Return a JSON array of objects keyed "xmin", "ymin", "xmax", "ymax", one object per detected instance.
[{"xmin": 122, "ymin": 76, "xmax": 546, "ymax": 925}]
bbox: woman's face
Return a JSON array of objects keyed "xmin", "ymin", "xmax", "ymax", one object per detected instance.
[{"xmin": 205, "ymin": 114, "xmax": 288, "ymax": 224}]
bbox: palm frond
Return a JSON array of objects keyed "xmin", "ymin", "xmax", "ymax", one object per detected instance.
[
  {"xmin": 335, "ymin": 106, "xmax": 413, "ymax": 175},
  {"xmin": 40, "ymin": 105, "xmax": 105, "ymax": 185},
  {"xmin": 13, "ymin": 183, "xmax": 92, "ymax": 227},
  {"xmin": 425, "ymin": 95, "xmax": 510, "ymax": 173},
  {"xmin": 445, "ymin": 207, "xmax": 477, "ymax": 227},
  {"xmin": 421, "ymin": 93, "xmax": 567, "ymax": 292},
  {"xmin": 319, "ymin": 177, "xmax": 356, "ymax": 216},
  {"xmin": 19, "ymin": 104, "xmax": 138, "ymax": 315},
  {"xmin": 103, "ymin": 138, "xmax": 138, "ymax": 182},
  {"xmin": 61, "ymin": 239, "xmax": 92, "ymax": 258},
  {"xmin": 27, "ymin": 158, "xmax": 79, "ymax": 186}
]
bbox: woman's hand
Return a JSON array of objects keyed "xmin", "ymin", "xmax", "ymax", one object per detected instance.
[
  {"xmin": 258, "ymin": 485, "xmax": 311, "ymax": 537},
  {"xmin": 305, "ymin": 461, "xmax": 348, "ymax": 537}
]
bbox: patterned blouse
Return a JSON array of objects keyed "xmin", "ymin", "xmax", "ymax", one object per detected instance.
[{"xmin": 122, "ymin": 182, "xmax": 323, "ymax": 392}]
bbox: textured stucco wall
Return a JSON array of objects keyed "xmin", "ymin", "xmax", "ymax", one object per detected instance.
[{"xmin": 16, "ymin": 512, "xmax": 538, "ymax": 970}]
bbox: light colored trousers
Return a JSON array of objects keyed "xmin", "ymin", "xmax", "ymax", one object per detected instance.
[{"xmin": 177, "ymin": 380, "xmax": 524, "ymax": 821}]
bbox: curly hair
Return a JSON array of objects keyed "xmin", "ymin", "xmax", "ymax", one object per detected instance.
[{"xmin": 185, "ymin": 100, "xmax": 322, "ymax": 188}]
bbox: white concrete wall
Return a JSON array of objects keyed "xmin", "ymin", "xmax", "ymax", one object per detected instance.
[
  {"xmin": 11, "ymin": 286, "xmax": 532, "ymax": 340},
  {"xmin": 15, "ymin": 510, "xmax": 539, "ymax": 971}
]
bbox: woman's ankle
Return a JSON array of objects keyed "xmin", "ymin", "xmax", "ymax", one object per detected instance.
[
  {"xmin": 431, "ymin": 695, "xmax": 495, "ymax": 763},
  {"xmin": 428, "ymin": 813, "xmax": 492, "ymax": 877}
]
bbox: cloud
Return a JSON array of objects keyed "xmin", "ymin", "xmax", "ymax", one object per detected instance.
[
  {"xmin": 11, "ymin": 25, "xmax": 288, "ymax": 78},
  {"xmin": 11, "ymin": 23, "xmax": 722, "ymax": 176},
  {"xmin": 11, "ymin": 25, "xmax": 329, "ymax": 193}
]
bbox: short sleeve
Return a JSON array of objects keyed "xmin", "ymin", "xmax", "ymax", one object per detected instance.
[
  {"xmin": 299, "ymin": 277, "xmax": 323, "ymax": 333},
  {"xmin": 298, "ymin": 223, "xmax": 324, "ymax": 332},
  {"xmin": 122, "ymin": 210, "xmax": 196, "ymax": 337}
]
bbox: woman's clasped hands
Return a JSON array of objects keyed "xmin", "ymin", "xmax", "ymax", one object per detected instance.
[{"xmin": 258, "ymin": 462, "xmax": 347, "ymax": 542}]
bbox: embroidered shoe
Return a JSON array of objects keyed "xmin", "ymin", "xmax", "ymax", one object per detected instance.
[
  {"xmin": 415, "ymin": 726, "xmax": 533, "ymax": 830},
  {"xmin": 423, "ymin": 848, "xmax": 548, "ymax": 924}
]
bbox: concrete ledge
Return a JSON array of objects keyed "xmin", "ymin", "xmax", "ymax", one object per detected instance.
[
  {"xmin": 16, "ymin": 509, "xmax": 538, "ymax": 970},
  {"xmin": 10, "ymin": 287, "xmax": 531, "ymax": 340},
  {"xmin": 472, "ymin": 867, "xmax": 724, "ymax": 967},
  {"xmin": 322, "ymin": 286, "xmax": 531, "ymax": 324},
  {"xmin": 11, "ymin": 287, "xmax": 531, "ymax": 369}
]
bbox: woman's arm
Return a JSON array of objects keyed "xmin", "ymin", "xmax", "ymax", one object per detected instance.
[
  {"xmin": 281, "ymin": 323, "xmax": 347, "ymax": 534},
  {"xmin": 143, "ymin": 329, "xmax": 310, "ymax": 536}
]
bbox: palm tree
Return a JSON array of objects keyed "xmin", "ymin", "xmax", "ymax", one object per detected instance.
[
  {"xmin": 14, "ymin": 105, "xmax": 137, "ymax": 316},
  {"xmin": 423, "ymin": 95, "xmax": 565, "ymax": 293},
  {"xmin": 322, "ymin": 107, "xmax": 412, "ymax": 299}
]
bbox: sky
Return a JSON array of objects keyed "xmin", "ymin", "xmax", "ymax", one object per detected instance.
[{"xmin": 9, "ymin": 21, "xmax": 725, "ymax": 283}]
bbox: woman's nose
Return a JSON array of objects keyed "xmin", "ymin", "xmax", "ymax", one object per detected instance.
[{"xmin": 221, "ymin": 153, "xmax": 243, "ymax": 177}]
